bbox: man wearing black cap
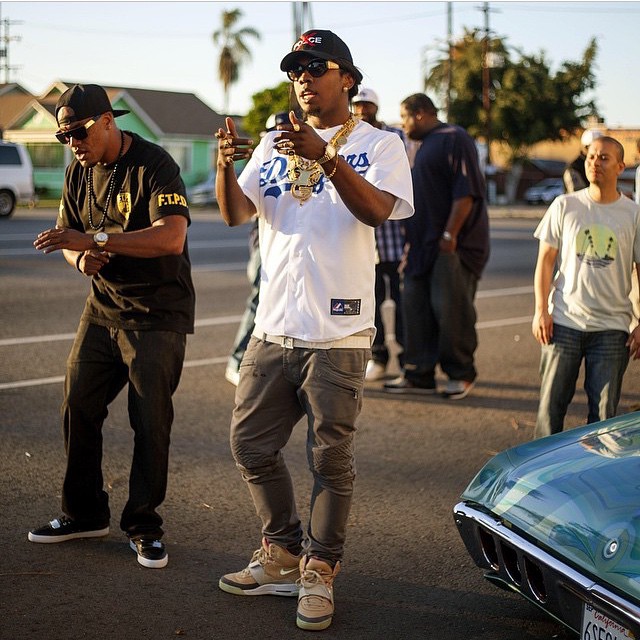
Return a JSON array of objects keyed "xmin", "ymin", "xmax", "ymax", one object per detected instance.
[
  {"xmin": 30, "ymin": 84, "xmax": 195, "ymax": 569},
  {"xmin": 214, "ymin": 30, "xmax": 413, "ymax": 631}
]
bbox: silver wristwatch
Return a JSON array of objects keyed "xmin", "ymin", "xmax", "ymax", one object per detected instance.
[{"xmin": 94, "ymin": 231, "xmax": 109, "ymax": 247}]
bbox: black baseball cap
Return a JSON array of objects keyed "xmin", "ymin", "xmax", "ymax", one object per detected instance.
[
  {"xmin": 280, "ymin": 30, "xmax": 363, "ymax": 84},
  {"xmin": 56, "ymin": 84, "xmax": 129, "ymax": 126}
]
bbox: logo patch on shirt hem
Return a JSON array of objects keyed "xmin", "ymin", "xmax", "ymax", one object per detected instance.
[{"xmin": 331, "ymin": 299, "xmax": 361, "ymax": 315}]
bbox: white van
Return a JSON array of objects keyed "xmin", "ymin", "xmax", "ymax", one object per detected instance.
[{"xmin": 0, "ymin": 141, "xmax": 35, "ymax": 217}]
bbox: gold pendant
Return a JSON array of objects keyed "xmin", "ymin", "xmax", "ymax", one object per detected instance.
[
  {"xmin": 288, "ymin": 155, "xmax": 323, "ymax": 203},
  {"xmin": 285, "ymin": 115, "xmax": 357, "ymax": 203}
]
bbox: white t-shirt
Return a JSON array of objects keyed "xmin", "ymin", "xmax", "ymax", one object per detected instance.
[
  {"xmin": 534, "ymin": 189, "xmax": 640, "ymax": 332},
  {"xmin": 238, "ymin": 119, "xmax": 414, "ymax": 342}
]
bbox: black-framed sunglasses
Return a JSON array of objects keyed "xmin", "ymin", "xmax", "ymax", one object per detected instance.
[
  {"xmin": 286, "ymin": 59, "xmax": 340, "ymax": 81},
  {"xmin": 55, "ymin": 114, "xmax": 102, "ymax": 144}
]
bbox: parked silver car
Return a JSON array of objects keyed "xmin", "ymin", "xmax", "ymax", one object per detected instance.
[
  {"xmin": 0, "ymin": 141, "xmax": 36, "ymax": 217},
  {"xmin": 524, "ymin": 177, "xmax": 565, "ymax": 205},
  {"xmin": 187, "ymin": 171, "xmax": 215, "ymax": 207}
]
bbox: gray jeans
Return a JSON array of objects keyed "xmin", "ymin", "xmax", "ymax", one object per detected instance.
[{"xmin": 230, "ymin": 336, "xmax": 368, "ymax": 564}]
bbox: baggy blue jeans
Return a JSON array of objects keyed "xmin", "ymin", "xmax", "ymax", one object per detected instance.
[
  {"xmin": 534, "ymin": 323, "xmax": 629, "ymax": 439},
  {"xmin": 229, "ymin": 336, "xmax": 367, "ymax": 565}
]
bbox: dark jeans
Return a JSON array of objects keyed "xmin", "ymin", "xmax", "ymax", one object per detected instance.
[
  {"xmin": 534, "ymin": 324, "xmax": 629, "ymax": 439},
  {"xmin": 61, "ymin": 321, "xmax": 186, "ymax": 538},
  {"xmin": 230, "ymin": 337, "xmax": 367, "ymax": 565},
  {"xmin": 402, "ymin": 252, "xmax": 479, "ymax": 385},
  {"xmin": 371, "ymin": 260, "xmax": 403, "ymax": 366}
]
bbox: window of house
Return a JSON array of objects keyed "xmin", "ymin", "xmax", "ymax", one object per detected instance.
[
  {"xmin": 163, "ymin": 141, "xmax": 192, "ymax": 173},
  {"xmin": 25, "ymin": 143, "xmax": 65, "ymax": 169}
]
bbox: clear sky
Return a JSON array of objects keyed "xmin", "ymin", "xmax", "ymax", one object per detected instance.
[{"xmin": 2, "ymin": 1, "xmax": 639, "ymax": 128}]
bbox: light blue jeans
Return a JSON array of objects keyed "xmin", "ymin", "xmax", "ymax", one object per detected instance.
[{"xmin": 534, "ymin": 323, "xmax": 629, "ymax": 439}]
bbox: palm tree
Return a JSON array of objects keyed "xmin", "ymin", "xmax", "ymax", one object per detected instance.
[{"xmin": 212, "ymin": 9, "xmax": 261, "ymax": 114}]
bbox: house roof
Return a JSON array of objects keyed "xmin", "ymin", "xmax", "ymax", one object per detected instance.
[
  {"xmin": 119, "ymin": 86, "xmax": 226, "ymax": 137},
  {"xmin": 2, "ymin": 80, "xmax": 228, "ymax": 138},
  {"xmin": 0, "ymin": 84, "xmax": 35, "ymax": 131}
]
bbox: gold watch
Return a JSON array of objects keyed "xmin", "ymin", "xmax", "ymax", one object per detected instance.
[
  {"xmin": 317, "ymin": 143, "xmax": 337, "ymax": 165},
  {"xmin": 94, "ymin": 231, "xmax": 109, "ymax": 247}
]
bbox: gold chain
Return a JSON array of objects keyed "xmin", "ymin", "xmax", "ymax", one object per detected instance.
[{"xmin": 287, "ymin": 115, "xmax": 357, "ymax": 204}]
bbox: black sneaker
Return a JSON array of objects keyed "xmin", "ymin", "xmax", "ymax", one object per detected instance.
[
  {"xmin": 383, "ymin": 376, "xmax": 437, "ymax": 394},
  {"xmin": 129, "ymin": 537, "xmax": 168, "ymax": 569},
  {"xmin": 28, "ymin": 515, "xmax": 109, "ymax": 543}
]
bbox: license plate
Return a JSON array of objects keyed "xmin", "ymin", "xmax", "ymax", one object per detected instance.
[{"xmin": 581, "ymin": 603, "xmax": 635, "ymax": 640}]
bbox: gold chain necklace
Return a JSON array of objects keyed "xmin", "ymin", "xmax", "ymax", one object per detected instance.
[{"xmin": 287, "ymin": 115, "xmax": 357, "ymax": 204}]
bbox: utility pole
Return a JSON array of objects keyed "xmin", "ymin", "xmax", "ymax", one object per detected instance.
[
  {"xmin": 292, "ymin": 2, "xmax": 312, "ymax": 40},
  {"xmin": 477, "ymin": 2, "xmax": 496, "ymax": 163},
  {"xmin": 446, "ymin": 2, "xmax": 453, "ymax": 121},
  {"xmin": 0, "ymin": 5, "xmax": 23, "ymax": 84}
]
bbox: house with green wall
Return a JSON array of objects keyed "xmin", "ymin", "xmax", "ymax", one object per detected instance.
[{"xmin": 1, "ymin": 81, "xmax": 228, "ymax": 198}]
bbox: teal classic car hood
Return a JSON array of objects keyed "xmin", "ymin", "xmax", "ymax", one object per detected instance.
[{"xmin": 461, "ymin": 412, "xmax": 640, "ymax": 600}]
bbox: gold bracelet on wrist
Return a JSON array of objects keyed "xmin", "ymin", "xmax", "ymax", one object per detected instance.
[
  {"xmin": 75, "ymin": 251, "xmax": 85, "ymax": 273},
  {"xmin": 324, "ymin": 156, "xmax": 339, "ymax": 180}
]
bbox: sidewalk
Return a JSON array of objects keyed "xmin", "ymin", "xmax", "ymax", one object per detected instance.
[{"xmin": 488, "ymin": 204, "xmax": 546, "ymax": 218}]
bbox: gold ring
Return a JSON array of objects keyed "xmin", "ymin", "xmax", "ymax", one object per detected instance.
[
  {"xmin": 222, "ymin": 139, "xmax": 232, "ymax": 149},
  {"xmin": 293, "ymin": 123, "xmax": 301, "ymax": 132}
]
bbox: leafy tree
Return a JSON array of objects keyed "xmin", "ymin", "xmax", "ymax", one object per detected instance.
[
  {"xmin": 243, "ymin": 82, "xmax": 293, "ymax": 141},
  {"xmin": 426, "ymin": 30, "xmax": 598, "ymax": 161},
  {"xmin": 212, "ymin": 8, "xmax": 260, "ymax": 114},
  {"xmin": 427, "ymin": 28, "xmax": 508, "ymax": 135}
]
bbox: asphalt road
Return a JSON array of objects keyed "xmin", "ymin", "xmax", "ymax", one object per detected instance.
[{"xmin": 2, "ymin": 206, "xmax": 639, "ymax": 640}]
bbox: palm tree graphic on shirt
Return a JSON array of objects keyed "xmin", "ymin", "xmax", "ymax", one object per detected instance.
[{"xmin": 577, "ymin": 224, "xmax": 617, "ymax": 268}]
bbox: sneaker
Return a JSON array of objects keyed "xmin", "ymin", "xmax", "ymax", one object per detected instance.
[
  {"xmin": 225, "ymin": 365, "xmax": 240, "ymax": 387},
  {"xmin": 28, "ymin": 515, "xmax": 109, "ymax": 543},
  {"xmin": 296, "ymin": 557, "xmax": 341, "ymax": 631},
  {"xmin": 365, "ymin": 360, "xmax": 386, "ymax": 382},
  {"xmin": 383, "ymin": 376, "xmax": 437, "ymax": 395},
  {"xmin": 219, "ymin": 538, "xmax": 301, "ymax": 596},
  {"xmin": 442, "ymin": 379, "xmax": 475, "ymax": 400},
  {"xmin": 129, "ymin": 537, "xmax": 168, "ymax": 569}
]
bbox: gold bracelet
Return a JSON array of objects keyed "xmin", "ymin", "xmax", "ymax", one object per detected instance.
[{"xmin": 324, "ymin": 155, "xmax": 339, "ymax": 180}]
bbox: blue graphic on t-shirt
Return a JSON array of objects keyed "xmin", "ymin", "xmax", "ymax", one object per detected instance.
[{"xmin": 260, "ymin": 151, "xmax": 371, "ymax": 200}]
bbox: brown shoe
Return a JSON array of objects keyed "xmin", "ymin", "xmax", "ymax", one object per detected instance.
[
  {"xmin": 219, "ymin": 538, "xmax": 301, "ymax": 596},
  {"xmin": 296, "ymin": 557, "xmax": 341, "ymax": 631}
]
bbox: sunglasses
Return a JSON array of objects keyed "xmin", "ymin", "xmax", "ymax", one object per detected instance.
[
  {"xmin": 286, "ymin": 59, "xmax": 340, "ymax": 81},
  {"xmin": 55, "ymin": 115, "xmax": 102, "ymax": 144}
]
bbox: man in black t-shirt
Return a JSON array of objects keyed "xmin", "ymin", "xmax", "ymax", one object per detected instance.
[{"xmin": 30, "ymin": 84, "xmax": 195, "ymax": 569}]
